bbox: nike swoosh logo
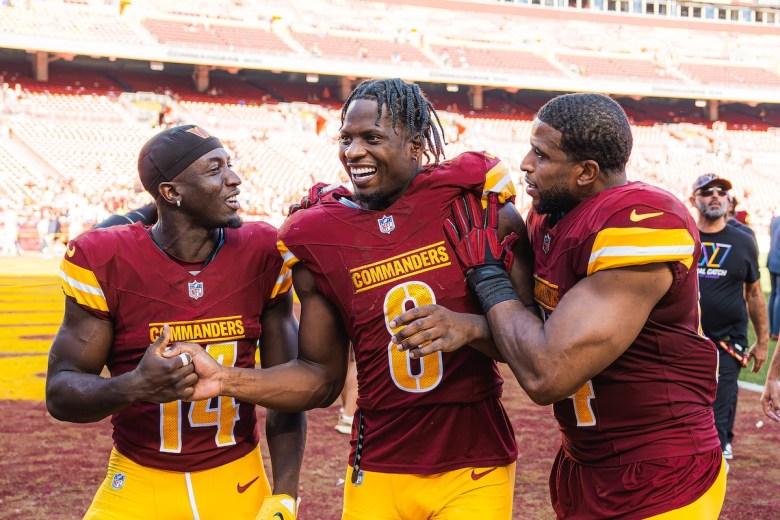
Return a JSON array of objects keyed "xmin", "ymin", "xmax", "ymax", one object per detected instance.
[
  {"xmin": 471, "ymin": 467, "xmax": 498, "ymax": 480},
  {"xmin": 66, "ymin": 243, "xmax": 76, "ymax": 257},
  {"xmin": 629, "ymin": 209, "xmax": 663, "ymax": 222},
  {"xmin": 236, "ymin": 476, "xmax": 260, "ymax": 493},
  {"xmin": 273, "ymin": 514, "xmax": 284, "ymax": 520}
]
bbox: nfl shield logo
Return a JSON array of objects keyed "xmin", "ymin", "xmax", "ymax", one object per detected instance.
[
  {"xmin": 111, "ymin": 472, "xmax": 126, "ymax": 490},
  {"xmin": 377, "ymin": 215, "xmax": 395, "ymax": 234},
  {"xmin": 543, "ymin": 234, "xmax": 551, "ymax": 254},
  {"xmin": 188, "ymin": 280, "xmax": 204, "ymax": 299}
]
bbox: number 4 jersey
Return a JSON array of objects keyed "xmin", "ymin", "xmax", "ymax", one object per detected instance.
[
  {"xmin": 278, "ymin": 152, "xmax": 518, "ymax": 474},
  {"xmin": 59, "ymin": 222, "xmax": 291, "ymax": 472},
  {"xmin": 526, "ymin": 181, "xmax": 721, "ymax": 516},
  {"xmin": 527, "ymin": 181, "xmax": 719, "ymax": 463}
]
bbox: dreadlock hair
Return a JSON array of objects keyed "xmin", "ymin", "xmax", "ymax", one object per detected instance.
[
  {"xmin": 537, "ymin": 93, "xmax": 633, "ymax": 177},
  {"xmin": 340, "ymin": 78, "xmax": 446, "ymax": 164}
]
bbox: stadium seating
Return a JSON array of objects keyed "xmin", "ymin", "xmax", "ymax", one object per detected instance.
[
  {"xmin": 3, "ymin": 82, "xmax": 780, "ymax": 237},
  {"xmin": 678, "ymin": 61, "xmax": 780, "ymax": 88},
  {"xmin": 555, "ymin": 53, "xmax": 684, "ymax": 84},
  {"xmin": 291, "ymin": 30, "xmax": 434, "ymax": 67},
  {"xmin": 2, "ymin": 0, "xmax": 780, "ymax": 245},
  {"xmin": 0, "ymin": 1, "xmax": 143, "ymax": 46},
  {"xmin": 5, "ymin": 0, "xmax": 780, "ymax": 95},
  {"xmin": 141, "ymin": 19, "xmax": 294, "ymax": 55}
]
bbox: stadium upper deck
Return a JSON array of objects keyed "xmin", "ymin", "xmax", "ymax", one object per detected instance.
[
  {"xmin": 2, "ymin": 0, "xmax": 780, "ymax": 245},
  {"xmin": 1, "ymin": 0, "xmax": 780, "ymax": 104}
]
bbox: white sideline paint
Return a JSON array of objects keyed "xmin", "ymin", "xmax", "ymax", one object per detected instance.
[{"xmin": 738, "ymin": 380, "xmax": 765, "ymax": 393}]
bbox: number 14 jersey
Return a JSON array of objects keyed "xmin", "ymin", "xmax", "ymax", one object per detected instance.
[{"xmin": 59, "ymin": 222, "xmax": 291, "ymax": 472}]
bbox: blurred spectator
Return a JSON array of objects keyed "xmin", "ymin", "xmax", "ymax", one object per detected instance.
[
  {"xmin": 692, "ymin": 174, "xmax": 768, "ymax": 463},
  {"xmin": 46, "ymin": 210, "xmax": 62, "ymax": 255},
  {"xmin": 1, "ymin": 203, "xmax": 21, "ymax": 256},
  {"xmin": 768, "ymin": 215, "xmax": 780, "ymax": 341},
  {"xmin": 36, "ymin": 209, "xmax": 50, "ymax": 254},
  {"xmin": 726, "ymin": 194, "xmax": 755, "ymax": 241}
]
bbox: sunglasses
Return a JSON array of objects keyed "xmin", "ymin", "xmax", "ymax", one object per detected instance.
[{"xmin": 697, "ymin": 187, "xmax": 727, "ymax": 197}]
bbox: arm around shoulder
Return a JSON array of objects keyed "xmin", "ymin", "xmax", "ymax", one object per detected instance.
[
  {"xmin": 488, "ymin": 263, "xmax": 673, "ymax": 404},
  {"xmin": 499, "ymin": 201, "xmax": 535, "ymax": 308}
]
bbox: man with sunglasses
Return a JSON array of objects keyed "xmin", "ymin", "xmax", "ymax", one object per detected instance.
[{"xmin": 691, "ymin": 173, "xmax": 768, "ymax": 464}]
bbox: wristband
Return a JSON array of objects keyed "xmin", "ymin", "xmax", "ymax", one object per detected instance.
[{"xmin": 466, "ymin": 265, "xmax": 520, "ymax": 313}]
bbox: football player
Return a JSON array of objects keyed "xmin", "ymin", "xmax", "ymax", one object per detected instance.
[{"xmin": 46, "ymin": 125, "xmax": 304, "ymax": 520}]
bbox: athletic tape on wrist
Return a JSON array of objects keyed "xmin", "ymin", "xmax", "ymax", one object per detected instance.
[{"xmin": 467, "ymin": 267, "xmax": 520, "ymax": 313}]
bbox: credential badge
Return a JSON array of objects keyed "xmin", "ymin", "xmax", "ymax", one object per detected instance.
[
  {"xmin": 188, "ymin": 280, "xmax": 204, "ymax": 300},
  {"xmin": 543, "ymin": 233, "xmax": 551, "ymax": 254},
  {"xmin": 377, "ymin": 215, "xmax": 395, "ymax": 234}
]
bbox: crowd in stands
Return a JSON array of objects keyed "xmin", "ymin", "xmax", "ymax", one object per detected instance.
[
  {"xmin": 2, "ymin": 0, "xmax": 780, "ymax": 254},
  {"xmin": 2, "ymin": 77, "xmax": 779, "ymax": 257}
]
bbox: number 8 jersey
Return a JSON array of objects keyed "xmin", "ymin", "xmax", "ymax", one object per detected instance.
[
  {"xmin": 59, "ymin": 222, "xmax": 291, "ymax": 472},
  {"xmin": 278, "ymin": 152, "xmax": 518, "ymax": 474}
]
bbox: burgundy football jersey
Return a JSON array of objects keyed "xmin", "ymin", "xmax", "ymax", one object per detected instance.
[
  {"xmin": 59, "ymin": 222, "xmax": 291, "ymax": 471},
  {"xmin": 279, "ymin": 152, "xmax": 518, "ymax": 473},
  {"xmin": 526, "ymin": 181, "xmax": 721, "ymax": 517}
]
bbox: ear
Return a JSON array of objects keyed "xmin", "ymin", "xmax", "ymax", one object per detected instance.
[
  {"xmin": 158, "ymin": 182, "xmax": 179, "ymax": 206},
  {"xmin": 575, "ymin": 159, "xmax": 600, "ymax": 187},
  {"xmin": 410, "ymin": 142, "xmax": 421, "ymax": 161}
]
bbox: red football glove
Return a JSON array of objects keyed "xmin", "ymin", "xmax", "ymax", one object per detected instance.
[
  {"xmin": 444, "ymin": 191, "xmax": 520, "ymax": 313},
  {"xmin": 444, "ymin": 191, "xmax": 518, "ymax": 273},
  {"xmin": 288, "ymin": 182, "xmax": 350, "ymax": 215}
]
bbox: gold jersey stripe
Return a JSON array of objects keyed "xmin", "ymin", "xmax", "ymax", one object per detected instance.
[
  {"xmin": 277, "ymin": 240, "xmax": 300, "ymax": 269},
  {"xmin": 483, "ymin": 160, "xmax": 516, "ymax": 205},
  {"xmin": 588, "ymin": 227, "xmax": 695, "ymax": 275},
  {"xmin": 59, "ymin": 259, "xmax": 108, "ymax": 312},
  {"xmin": 271, "ymin": 266, "xmax": 292, "ymax": 299}
]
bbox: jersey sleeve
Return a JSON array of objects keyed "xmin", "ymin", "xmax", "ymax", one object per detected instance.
[
  {"xmin": 585, "ymin": 203, "xmax": 696, "ymax": 276},
  {"xmin": 481, "ymin": 152, "xmax": 516, "ymax": 205},
  {"xmin": 59, "ymin": 235, "xmax": 111, "ymax": 320},
  {"xmin": 246, "ymin": 222, "xmax": 292, "ymax": 304},
  {"xmin": 438, "ymin": 151, "xmax": 516, "ymax": 207},
  {"xmin": 276, "ymin": 238, "xmax": 300, "ymax": 270},
  {"xmin": 268, "ymin": 259, "xmax": 292, "ymax": 302}
]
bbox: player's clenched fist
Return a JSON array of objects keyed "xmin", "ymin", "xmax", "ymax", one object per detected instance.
[
  {"xmin": 132, "ymin": 324, "xmax": 197, "ymax": 402},
  {"xmin": 256, "ymin": 494, "xmax": 299, "ymax": 520},
  {"xmin": 162, "ymin": 341, "xmax": 224, "ymax": 402}
]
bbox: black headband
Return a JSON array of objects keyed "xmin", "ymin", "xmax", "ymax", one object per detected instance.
[{"xmin": 138, "ymin": 125, "xmax": 223, "ymax": 196}]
